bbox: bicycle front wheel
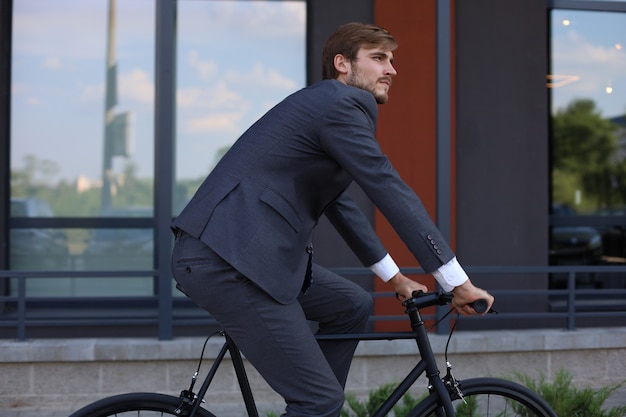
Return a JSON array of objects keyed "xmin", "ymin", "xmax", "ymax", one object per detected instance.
[
  {"xmin": 68, "ymin": 392, "xmax": 216, "ymax": 417},
  {"xmin": 409, "ymin": 377, "xmax": 557, "ymax": 417}
]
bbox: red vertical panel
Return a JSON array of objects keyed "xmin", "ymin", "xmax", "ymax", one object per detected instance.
[{"xmin": 373, "ymin": 0, "xmax": 456, "ymax": 331}]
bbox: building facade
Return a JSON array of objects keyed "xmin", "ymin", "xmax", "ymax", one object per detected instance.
[{"xmin": 1, "ymin": 0, "xmax": 625, "ymax": 340}]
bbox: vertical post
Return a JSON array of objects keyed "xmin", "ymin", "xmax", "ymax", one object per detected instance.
[
  {"xmin": 567, "ymin": 271, "xmax": 576, "ymax": 330},
  {"xmin": 0, "ymin": 1, "xmax": 13, "ymax": 274},
  {"xmin": 155, "ymin": 0, "xmax": 176, "ymax": 340},
  {"xmin": 101, "ymin": 0, "xmax": 117, "ymax": 213},
  {"xmin": 17, "ymin": 275, "xmax": 26, "ymax": 340},
  {"xmin": 436, "ymin": 0, "xmax": 452, "ymax": 254},
  {"xmin": 436, "ymin": 0, "xmax": 453, "ymax": 334}
]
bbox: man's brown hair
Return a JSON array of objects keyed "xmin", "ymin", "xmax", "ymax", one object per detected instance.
[{"xmin": 321, "ymin": 22, "xmax": 398, "ymax": 80}]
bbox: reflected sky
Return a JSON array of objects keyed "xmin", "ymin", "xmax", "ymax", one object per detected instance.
[
  {"xmin": 11, "ymin": 0, "xmax": 306, "ymax": 182},
  {"xmin": 551, "ymin": 10, "xmax": 626, "ymax": 118},
  {"xmin": 176, "ymin": 1, "xmax": 306, "ymax": 179},
  {"xmin": 10, "ymin": 2, "xmax": 626, "ymax": 186}
]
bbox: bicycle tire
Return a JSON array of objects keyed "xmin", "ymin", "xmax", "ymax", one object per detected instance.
[
  {"xmin": 408, "ymin": 377, "xmax": 558, "ymax": 417},
  {"xmin": 68, "ymin": 392, "xmax": 217, "ymax": 417}
]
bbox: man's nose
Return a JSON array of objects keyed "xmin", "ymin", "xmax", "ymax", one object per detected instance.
[{"xmin": 386, "ymin": 63, "xmax": 397, "ymax": 76}]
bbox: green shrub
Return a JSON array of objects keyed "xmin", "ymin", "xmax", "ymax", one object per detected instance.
[
  {"xmin": 513, "ymin": 368, "xmax": 626, "ymax": 417},
  {"xmin": 339, "ymin": 368, "xmax": 626, "ymax": 417},
  {"xmin": 341, "ymin": 382, "xmax": 396, "ymax": 417},
  {"xmin": 340, "ymin": 382, "xmax": 425, "ymax": 417}
]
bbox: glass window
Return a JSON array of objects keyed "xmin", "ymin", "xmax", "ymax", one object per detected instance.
[
  {"xmin": 550, "ymin": 9, "xmax": 626, "ymax": 293},
  {"xmin": 11, "ymin": 0, "xmax": 156, "ymax": 216},
  {"xmin": 9, "ymin": 0, "xmax": 156, "ymax": 298},
  {"xmin": 7, "ymin": 0, "xmax": 305, "ymax": 299},
  {"xmin": 174, "ymin": 0, "xmax": 307, "ymax": 213}
]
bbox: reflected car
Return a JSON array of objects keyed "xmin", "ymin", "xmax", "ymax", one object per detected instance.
[
  {"xmin": 550, "ymin": 203, "xmax": 603, "ymax": 265},
  {"xmin": 82, "ymin": 208, "xmax": 154, "ymax": 271},
  {"xmin": 549, "ymin": 225, "xmax": 604, "ymax": 290},
  {"xmin": 549, "ymin": 226, "xmax": 603, "ymax": 265},
  {"xmin": 10, "ymin": 197, "xmax": 69, "ymax": 270}
]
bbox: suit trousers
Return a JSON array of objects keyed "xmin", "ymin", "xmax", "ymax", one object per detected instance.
[{"xmin": 171, "ymin": 231, "xmax": 373, "ymax": 417}]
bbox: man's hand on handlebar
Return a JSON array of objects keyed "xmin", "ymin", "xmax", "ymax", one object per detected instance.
[
  {"xmin": 388, "ymin": 273, "xmax": 495, "ymax": 316},
  {"xmin": 451, "ymin": 280, "xmax": 494, "ymax": 316},
  {"xmin": 389, "ymin": 272, "xmax": 428, "ymax": 301}
]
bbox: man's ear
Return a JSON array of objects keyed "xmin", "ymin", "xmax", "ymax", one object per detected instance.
[{"xmin": 333, "ymin": 54, "xmax": 350, "ymax": 75}]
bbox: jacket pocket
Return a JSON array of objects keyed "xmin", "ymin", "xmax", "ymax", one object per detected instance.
[{"xmin": 259, "ymin": 186, "xmax": 302, "ymax": 233}]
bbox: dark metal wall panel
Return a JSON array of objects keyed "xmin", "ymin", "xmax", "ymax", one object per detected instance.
[
  {"xmin": 307, "ymin": 0, "xmax": 376, "ymax": 274},
  {"xmin": 306, "ymin": 0, "xmax": 375, "ymax": 85},
  {"xmin": 455, "ymin": 0, "xmax": 549, "ymax": 279}
]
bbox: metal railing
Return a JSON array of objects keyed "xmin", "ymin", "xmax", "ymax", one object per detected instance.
[{"xmin": 1, "ymin": 265, "xmax": 626, "ymax": 341}]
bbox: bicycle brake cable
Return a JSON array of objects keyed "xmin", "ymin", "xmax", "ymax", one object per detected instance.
[
  {"xmin": 425, "ymin": 307, "xmax": 453, "ymax": 333},
  {"xmin": 444, "ymin": 312, "xmax": 459, "ymax": 364},
  {"xmin": 419, "ymin": 305, "xmax": 457, "ymax": 365},
  {"xmin": 188, "ymin": 330, "xmax": 222, "ymax": 392},
  {"xmin": 178, "ymin": 330, "xmax": 223, "ymax": 412},
  {"xmin": 443, "ymin": 313, "xmax": 467, "ymax": 403}
]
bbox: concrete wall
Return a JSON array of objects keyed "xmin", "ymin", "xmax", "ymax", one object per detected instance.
[{"xmin": 2, "ymin": 327, "xmax": 625, "ymax": 417}]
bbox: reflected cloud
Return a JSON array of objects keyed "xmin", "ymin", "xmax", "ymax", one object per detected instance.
[
  {"xmin": 240, "ymin": 2, "xmax": 306, "ymax": 37},
  {"xmin": 555, "ymin": 31, "xmax": 625, "ymax": 67},
  {"xmin": 180, "ymin": 1, "xmax": 305, "ymax": 40},
  {"xmin": 11, "ymin": 0, "xmax": 306, "ymax": 182},
  {"xmin": 77, "ymin": 68, "xmax": 154, "ymax": 105},
  {"xmin": 224, "ymin": 63, "xmax": 299, "ymax": 90},
  {"xmin": 119, "ymin": 69, "xmax": 154, "ymax": 103},
  {"xmin": 79, "ymin": 82, "xmax": 103, "ymax": 103},
  {"xmin": 177, "ymin": 83, "xmax": 244, "ymax": 111},
  {"xmin": 551, "ymin": 14, "xmax": 626, "ymax": 117},
  {"xmin": 185, "ymin": 111, "xmax": 245, "ymax": 135},
  {"xmin": 188, "ymin": 50, "xmax": 218, "ymax": 82},
  {"xmin": 42, "ymin": 56, "xmax": 63, "ymax": 70}
]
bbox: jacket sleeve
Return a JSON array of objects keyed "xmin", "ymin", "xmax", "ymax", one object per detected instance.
[
  {"xmin": 323, "ymin": 191, "xmax": 388, "ymax": 267},
  {"xmin": 319, "ymin": 87, "xmax": 455, "ymax": 274}
]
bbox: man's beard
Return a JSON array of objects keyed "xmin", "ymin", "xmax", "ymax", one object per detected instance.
[{"xmin": 346, "ymin": 70, "xmax": 389, "ymax": 104}]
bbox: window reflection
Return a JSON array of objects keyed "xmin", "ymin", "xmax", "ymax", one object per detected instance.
[
  {"xmin": 550, "ymin": 9, "xmax": 626, "ymax": 293},
  {"xmin": 83, "ymin": 227, "xmax": 153, "ymax": 271},
  {"xmin": 9, "ymin": 0, "xmax": 156, "ymax": 299},
  {"xmin": 9, "ymin": 222, "xmax": 154, "ymax": 296},
  {"xmin": 10, "ymin": 197, "xmax": 69, "ymax": 271},
  {"xmin": 174, "ymin": 0, "xmax": 306, "ymax": 214},
  {"xmin": 11, "ymin": 0, "xmax": 156, "ymax": 216},
  {"xmin": 8, "ymin": 0, "xmax": 306, "ymax": 299},
  {"xmin": 8, "ymin": 275, "xmax": 155, "ymax": 297}
]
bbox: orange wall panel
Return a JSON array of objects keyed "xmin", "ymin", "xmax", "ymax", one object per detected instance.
[{"xmin": 373, "ymin": 0, "xmax": 456, "ymax": 331}]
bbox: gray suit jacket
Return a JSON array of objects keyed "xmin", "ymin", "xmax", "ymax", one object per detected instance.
[{"xmin": 172, "ymin": 79, "xmax": 454, "ymax": 303}]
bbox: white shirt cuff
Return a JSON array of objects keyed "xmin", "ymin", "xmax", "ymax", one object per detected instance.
[
  {"xmin": 368, "ymin": 253, "xmax": 400, "ymax": 282},
  {"xmin": 431, "ymin": 257, "xmax": 469, "ymax": 292}
]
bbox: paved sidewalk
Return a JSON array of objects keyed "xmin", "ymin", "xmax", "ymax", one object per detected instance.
[{"xmin": 4, "ymin": 408, "xmax": 72, "ymax": 417}]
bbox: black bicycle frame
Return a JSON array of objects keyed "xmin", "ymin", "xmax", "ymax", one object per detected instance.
[
  {"xmin": 187, "ymin": 299, "xmax": 457, "ymax": 417},
  {"xmin": 189, "ymin": 333, "xmax": 260, "ymax": 417}
]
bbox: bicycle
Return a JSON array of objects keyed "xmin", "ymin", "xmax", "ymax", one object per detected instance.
[{"xmin": 68, "ymin": 291, "xmax": 558, "ymax": 417}]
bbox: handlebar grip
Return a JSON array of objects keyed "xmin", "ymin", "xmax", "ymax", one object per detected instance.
[
  {"xmin": 406, "ymin": 291, "xmax": 496, "ymax": 314},
  {"xmin": 470, "ymin": 299, "xmax": 489, "ymax": 314}
]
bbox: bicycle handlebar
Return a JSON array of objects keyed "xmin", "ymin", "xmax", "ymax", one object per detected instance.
[
  {"xmin": 470, "ymin": 298, "xmax": 490, "ymax": 314},
  {"xmin": 406, "ymin": 290, "xmax": 496, "ymax": 314}
]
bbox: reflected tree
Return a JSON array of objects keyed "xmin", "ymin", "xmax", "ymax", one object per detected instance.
[
  {"xmin": 10, "ymin": 155, "xmax": 60, "ymax": 198},
  {"xmin": 11, "ymin": 155, "xmax": 153, "ymax": 217},
  {"xmin": 552, "ymin": 99, "xmax": 621, "ymax": 213}
]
